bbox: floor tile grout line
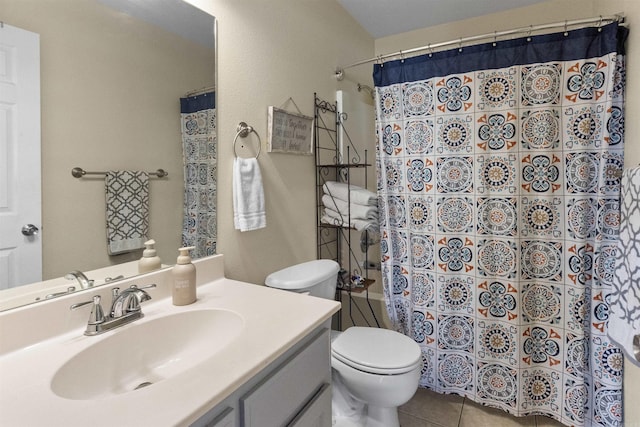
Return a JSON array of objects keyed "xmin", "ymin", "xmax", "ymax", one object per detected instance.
[
  {"xmin": 457, "ymin": 396, "xmax": 465, "ymax": 427},
  {"xmin": 398, "ymin": 408, "xmax": 455, "ymax": 427}
]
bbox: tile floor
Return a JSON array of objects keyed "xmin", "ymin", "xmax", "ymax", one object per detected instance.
[{"xmin": 399, "ymin": 388, "xmax": 567, "ymax": 427}]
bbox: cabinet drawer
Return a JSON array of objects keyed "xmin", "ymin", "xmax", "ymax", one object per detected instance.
[{"xmin": 241, "ymin": 329, "xmax": 330, "ymax": 427}]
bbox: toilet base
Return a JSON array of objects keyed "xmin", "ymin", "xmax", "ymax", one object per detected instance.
[
  {"xmin": 333, "ymin": 416, "xmax": 364, "ymax": 427},
  {"xmin": 332, "ymin": 373, "xmax": 401, "ymax": 427},
  {"xmin": 332, "ymin": 406, "xmax": 399, "ymax": 427},
  {"xmin": 366, "ymin": 406, "xmax": 399, "ymax": 427}
]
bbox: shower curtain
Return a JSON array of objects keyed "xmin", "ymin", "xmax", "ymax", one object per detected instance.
[
  {"xmin": 180, "ymin": 92, "xmax": 217, "ymax": 258},
  {"xmin": 374, "ymin": 23, "xmax": 627, "ymax": 426}
]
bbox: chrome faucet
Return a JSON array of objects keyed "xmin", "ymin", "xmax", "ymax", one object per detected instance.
[
  {"xmin": 65, "ymin": 270, "xmax": 93, "ymax": 289},
  {"xmin": 110, "ymin": 285, "xmax": 154, "ymax": 318},
  {"xmin": 71, "ymin": 284, "xmax": 156, "ymax": 336}
]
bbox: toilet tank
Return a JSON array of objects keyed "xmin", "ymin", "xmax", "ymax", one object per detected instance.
[{"xmin": 265, "ymin": 259, "xmax": 340, "ymax": 300}]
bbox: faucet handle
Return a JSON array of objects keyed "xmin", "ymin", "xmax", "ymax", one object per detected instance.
[{"xmin": 71, "ymin": 295, "xmax": 105, "ymax": 325}]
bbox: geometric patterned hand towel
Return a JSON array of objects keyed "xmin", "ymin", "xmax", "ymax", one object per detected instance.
[
  {"xmin": 610, "ymin": 166, "xmax": 640, "ymax": 366},
  {"xmin": 105, "ymin": 170, "xmax": 149, "ymax": 255}
]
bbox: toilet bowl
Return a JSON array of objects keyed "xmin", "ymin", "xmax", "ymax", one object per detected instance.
[{"xmin": 265, "ymin": 260, "xmax": 422, "ymax": 427}]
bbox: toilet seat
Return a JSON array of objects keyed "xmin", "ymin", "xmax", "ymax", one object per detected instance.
[{"xmin": 332, "ymin": 327, "xmax": 421, "ymax": 375}]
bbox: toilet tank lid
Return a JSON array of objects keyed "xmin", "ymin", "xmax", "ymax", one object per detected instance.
[{"xmin": 265, "ymin": 259, "xmax": 340, "ymax": 290}]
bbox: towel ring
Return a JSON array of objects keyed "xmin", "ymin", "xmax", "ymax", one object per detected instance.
[{"xmin": 233, "ymin": 122, "xmax": 261, "ymax": 159}]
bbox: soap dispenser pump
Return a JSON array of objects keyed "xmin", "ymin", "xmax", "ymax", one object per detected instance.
[
  {"xmin": 172, "ymin": 246, "xmax": 196, "ymax": 306},
  {"xmin": 138, "ymin": 239, "xmax": 162, "ymax": 273}
]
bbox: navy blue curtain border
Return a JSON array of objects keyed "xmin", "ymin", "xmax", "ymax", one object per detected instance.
[
  {"xmin": 374, "ymin": 22, "xmax": 628, "ymax": 87},
  {"xmin": 180, "ymin": 91, "xmax": 216, "ymax": 113}
]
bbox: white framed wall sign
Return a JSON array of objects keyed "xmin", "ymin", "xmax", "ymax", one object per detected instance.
[{"xmin": 267, "ymin": 106, "xmax": 313, "ymax": 155}]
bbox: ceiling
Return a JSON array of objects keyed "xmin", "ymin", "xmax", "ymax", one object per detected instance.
[
  {"xmin": 98, "ymin": 0, "xmax": 215, "ymax": 48},
  {"xmin": 337, "ymin": 0, "xmax": 548, "ymax": 39}
]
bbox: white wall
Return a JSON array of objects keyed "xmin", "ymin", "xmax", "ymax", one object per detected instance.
[{"xmin": 375, "ymin": 0, "xmax": 640, "ymax": 423}]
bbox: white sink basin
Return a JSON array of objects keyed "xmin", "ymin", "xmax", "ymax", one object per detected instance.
[{"xmin": 51, "ymin": 309, "xmax": 244, "ymax": 400}]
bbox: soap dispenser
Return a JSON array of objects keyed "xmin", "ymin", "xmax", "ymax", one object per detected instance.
[
  {"xmin": 138, "ymin": 239, "xmax": 162, "ymax": 273},
  {"xmin": 172, "ymin": 246, "xmax": 196, "ymax": 306}
]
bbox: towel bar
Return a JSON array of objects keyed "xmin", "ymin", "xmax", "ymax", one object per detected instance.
[
  {"xmin": 233, "ymin": 122, "xmax": 261, "ymax": 159},
  {"xmin": 71, "ymin": 167, "xmax": 168, "ymax": 178}
]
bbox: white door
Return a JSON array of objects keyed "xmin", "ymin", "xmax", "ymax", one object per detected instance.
[{"xmin": 0, "ymin": 24, "xmax": 41, "ymax": 290}]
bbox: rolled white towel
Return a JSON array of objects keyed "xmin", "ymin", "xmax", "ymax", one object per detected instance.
[
  {"xmin": 323, "ymin": 181, "xmax": 377, "ymax": 206},
  {"xmin": 322, "ymin": 194, "xmax": 378, "ymax": 220},
  {"xmin": 323, "ymin": 207, "xmax": 376, "ymax": 231}
]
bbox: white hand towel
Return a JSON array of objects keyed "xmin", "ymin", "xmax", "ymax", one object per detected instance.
[
  {"xmin": 233, "ymin": 157, "xmax": 266, "ymax": 232},
  {"xmin": 323, "ymin": 181, "xmax": 377, "ymax": 206},
  {"xmin": 105, "ymin": 171, "xmax": 149, "ymax": 255},
  {"xmin": 322, "ymin": 194, "xmax": 378, "ymax": 220},
  {"xmin": 609, "ymin": 166, "xmax": 640, "ymax": 366}
]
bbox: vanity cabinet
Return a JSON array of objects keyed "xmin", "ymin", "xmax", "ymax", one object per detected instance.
[
  {"xmin": 205, "ymin": 408, "xmax": 235, "ymax": 427},
  {"xmin": 192, "ymin": 327, "xmax": 331, "ymax": 427}
]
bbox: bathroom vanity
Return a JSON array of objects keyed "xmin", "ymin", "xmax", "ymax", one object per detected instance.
[
  {"xmin": 0, "ymin": 255, "xmax": 340, "ymax": 426},
  {"xmin": 194, "ymin": 327, "xmax": 332, "ymax": 426}
]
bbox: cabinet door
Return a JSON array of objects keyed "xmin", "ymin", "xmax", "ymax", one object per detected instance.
[
  {"xmin": 241, "ymin": 329, "xmax": 330, "ymax": 427},
  {"xmin": 287, "ymin": 383, "xmax": 331, "ymax": 427}
]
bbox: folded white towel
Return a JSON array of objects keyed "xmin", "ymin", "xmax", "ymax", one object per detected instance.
[
  {"xmin": 609, "ymin": 167, "xmax": 640, "ymax": 366},
  {"xmin": 323, "ymin": 181, "xmax": 377, "ymax": 206},
  {"xmin": 105, "ymin": 171, "xmax": 149, "ymax": 255},
  {"xmin": 323, "ymin": 207, "xmax": 376, "ymax": 231},
  {"xmin": 233, "ymin": 157, "xmax": 266, "ymax": 232},
  {"xmin": 322, "ymin": 194, "xmax": 378, "ymax": 220}
]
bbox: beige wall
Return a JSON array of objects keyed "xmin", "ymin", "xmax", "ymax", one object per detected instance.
[
  {"xmin": 187, "ymin": 0, "xmax": 374, "ymax": 286},
  {"xmin": 1, "ymin": 0, "xmax": 214, "ymax": 279},
  {"xmin": 375, "ymin": 0, "xmax": 640, "ymax": 424}
]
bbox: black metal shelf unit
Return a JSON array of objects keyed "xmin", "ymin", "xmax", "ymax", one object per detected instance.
[{"xmin": 314, "ymin": 93, "xmax": 379, "ymax": 329}]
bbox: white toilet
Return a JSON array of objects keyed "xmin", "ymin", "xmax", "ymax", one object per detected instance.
[{"xmin": 265, "ymin": 259, "xmax": 422, "ymax": 427}]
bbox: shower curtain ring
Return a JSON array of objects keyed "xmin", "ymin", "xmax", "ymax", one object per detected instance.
[
  {"xmin": 527, "ymin": 25, "xmax": 533, "ymax": 41},
  {"xmin": 564, "ymin": 20, "xmax": 569, "ymax": 36},
  {"xmin": 399, "ymin": 50, "xmax": 404, "ymax": 63},
  {"xmin": 428, "ymin": 44, "xmax": 433, "ymax": 57},
  {"xmin": 493, "ymin": 31, "xmax": 497, "ymax": 47},
  {"xmin": 598, "ymin": 15, "xmax": 604, "ymax": 32},
  {"xmin": 458, "ymin": 38, "xmax": 463, "ymax": 52}
]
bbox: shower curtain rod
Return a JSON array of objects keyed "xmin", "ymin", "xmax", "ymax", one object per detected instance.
[{"xmin": 335, "ymin": 14, "xmax": 625, "ymax": 80}]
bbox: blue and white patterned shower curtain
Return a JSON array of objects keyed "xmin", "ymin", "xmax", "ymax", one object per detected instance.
[
  {"xmin": 374, "ymin": 23, "xmax": 627, "ymax": 426},
  {"xmin": 180, "ymin": 92, "xmax": 217, "ymax": 258}
]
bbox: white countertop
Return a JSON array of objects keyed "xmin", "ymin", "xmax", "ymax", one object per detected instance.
[{"xmin": 0, "ymin": 255, "xmax": 340, "ymax": 426}]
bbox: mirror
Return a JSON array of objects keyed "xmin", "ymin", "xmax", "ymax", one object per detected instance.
[{"xmin": 0, "ymin": 0, "xmax": 216, "ymax": 310}]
